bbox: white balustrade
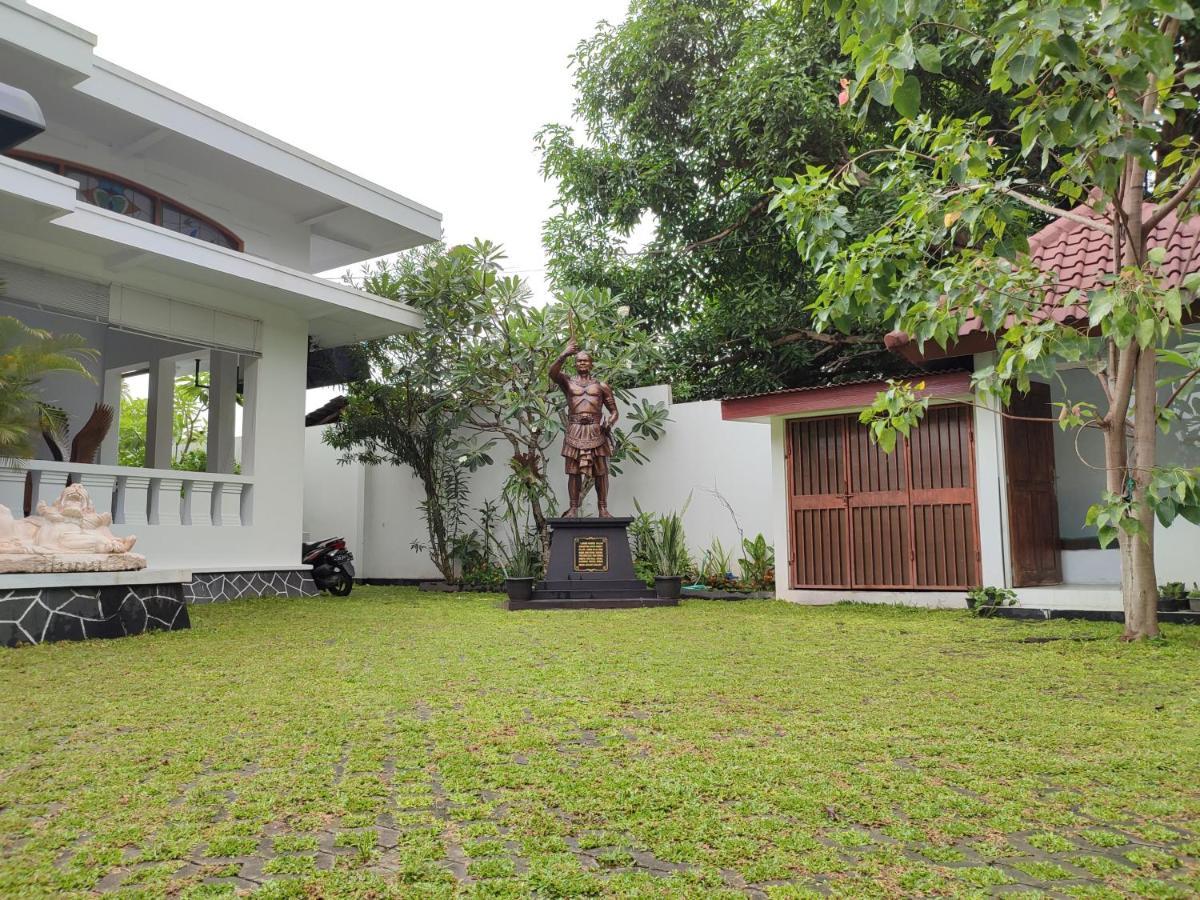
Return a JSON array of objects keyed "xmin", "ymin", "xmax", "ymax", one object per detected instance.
[
  {"xmin": 215, "ymin": 482, "xmax": 243, "ymax": 526},
  {"xmin": 117, "ymin": 475, "xmax": 151, "ymax": 525},
  {"xmin": 2, "ymin": 460, "xmax": 253, "ymax": 528},
  {"xmin": 149, "ymin": 476, "xmax": 183, "ymax": 525},
  {"xmin": 75, "ymin": 471, "xmax": 117, "ymax": 517},
  {"xmin": 183, "ymin": 480, "xmax": 214, "ymax": 526},
  {"xmin": 0, "ymin": 469, "xmax": 26, "ymax": 516}
]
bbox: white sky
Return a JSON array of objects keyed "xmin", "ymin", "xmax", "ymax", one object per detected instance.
[{"xmin": 34, "ymin": 0, "xmax": 630, "ymax": 301}]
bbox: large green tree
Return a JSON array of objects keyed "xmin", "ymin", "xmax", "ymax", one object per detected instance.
[
  {"xmin": 539, "ymin": 0, "xmax": 1022, "ymax": 399},
  {"xmin": 774, "ymin": 0, "xmax": 1200, "ymax": 639}
]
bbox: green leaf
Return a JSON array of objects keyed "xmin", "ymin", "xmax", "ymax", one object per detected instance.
[
  {"xmin": 1008, "ymin": 54, "xmax": 1038, "ymax": 85},
  {"xmin": 894, "ymin": 75, "xmax": 921, "ymax": 118},
  {"xmin": 1136, "ymin": 317, "xmax": 1157, "ymax": 349},
  {"xmin": 915, "ymin": 44, "xmax": 942, "ymax": 74}
]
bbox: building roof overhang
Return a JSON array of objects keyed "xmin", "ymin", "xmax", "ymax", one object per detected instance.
[
  {"xmin": 0, "ymin": 0, "xmax": 442, "ymax": 272},
  {"xmin": 720, "ymin": 371, "xmax": 973, "ymax": 423},
  {"xmin": 0, "ymin": 153, "xmax": 421, "ymax": 345}
]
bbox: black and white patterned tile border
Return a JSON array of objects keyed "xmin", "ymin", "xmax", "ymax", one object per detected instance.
[
  {"xmin": 0, "ymin": 583, "xmax": 190, "ymax": 648},
  {"xmin": 185, "ymin": 569, "xmax": 319, "ymax": 604}
]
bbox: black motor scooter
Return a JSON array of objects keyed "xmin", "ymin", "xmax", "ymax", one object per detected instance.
[{"xmin": 302, "ymin": 536, "xmax": 355, "ymax": 596}]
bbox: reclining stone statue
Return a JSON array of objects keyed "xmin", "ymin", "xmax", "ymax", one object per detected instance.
[{"xmin": 0, "ymin": 483, "xmax": 145, "ymax": 573}]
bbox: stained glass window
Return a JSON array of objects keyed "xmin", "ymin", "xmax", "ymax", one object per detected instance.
[
  {"xmin": 67, "ymin": 169, "xmax": 154, "ymax": 221},
  {"xmin": 5, "ymin": 152, "xmax": 241, "ymax": 251},
  {"xmin": 161, "ymin": 203, "xmax": 236, "ymax": 249}
]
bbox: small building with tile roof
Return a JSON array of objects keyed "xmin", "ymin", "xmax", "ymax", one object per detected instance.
[{"xmin": 721, "ymin": 205, "xmax": 1200, "ymax": 618}]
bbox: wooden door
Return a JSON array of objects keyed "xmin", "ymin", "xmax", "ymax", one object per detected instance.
[
  {"xmin": 847, "ymin": 422, "xmax": 912, "ymax": 587},
  {"xmin": 1004, "ymin": 383, "xmax": 1063, "ymax": 586},
  {"xmin": 909, "ymin": 406, "xmax": 980, "ymax": 587},
  {"xmin": 786, "ymin": 418, "xmax": 850, "ymax": 587},
  {"xmin": 786, "ymin": 407, "xmax": 980, "ymax": 590}
]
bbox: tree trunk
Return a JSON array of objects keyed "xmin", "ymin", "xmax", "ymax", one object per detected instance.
[
  {"xmin": 1124, "ymin": 348, "xmax": 1161, "ymax": 639},
  {"xmin": 1115, "ymin": 156, "xmax": 1160, "ymax": 639},
  {"xmin": 422, "ymin": 466, "xmax": 455, "ymax": 583}
]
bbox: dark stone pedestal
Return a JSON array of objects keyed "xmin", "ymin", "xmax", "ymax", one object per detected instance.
[
  {"xmin": 507, "ymin": 517, "xmax": 678, "ymax": 610},
  {"xmin": 1, "ymin": 581, "xmax": 190, "ymax": 647}
]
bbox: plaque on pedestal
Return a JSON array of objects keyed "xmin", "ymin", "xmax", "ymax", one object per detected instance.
[{"xmin": 506, "ymin": 517, "xmax": 679, "ymax": 610}]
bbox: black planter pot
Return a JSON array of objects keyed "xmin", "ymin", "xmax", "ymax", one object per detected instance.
[
  {"xmin": 654, "ymin": 576, "xmax": 683, "ymax": 600},
  {"xmin": 1158, "ymin": 596, "xmax": 1187, "ymax": 612},
  {"xmin": 505, "ymin": 577, "xmax": 535, "ymax": 602}
]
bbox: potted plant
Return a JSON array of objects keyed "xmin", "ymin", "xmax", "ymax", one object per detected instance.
[
  {"xmin": 500, "ymin": 532, "xmax": 541, "ymax": 603},
  {"xmin": 1189, "ymin": 583, "xmax": 1200, "ymax": 613},
  {"xmin": 1158, "ymin": 582, "xmax": 1188, "ymax": 612},
  {"xmin": 646, "ymin": 511, "xmax": 689, "ymax": 600},
  {"xmin": 965, "ymin": 586, "xmax": 1018, "ymax": 618}
]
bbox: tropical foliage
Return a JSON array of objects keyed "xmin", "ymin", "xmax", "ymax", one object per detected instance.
[
  {"xmin": 539, "ymin": 0, "xmax": 1029, "ymax": 400},
  {"xmin": 333, "ymin": 241, "xmax": 669, "ymax": 568},
  {"xmin": 0, "ymin": 313, "xmax": 95, "ymax": 464},
  {"xmin": 773, "ymin": 0, "xmax": 1200, "ymax": 639},
  {"xmin": 328, "ymin": 244, "xmax": 470, "ymax": 583},
  {"xmin": 118, "ymin": 376, "xmax": 221, "ymax": 472}
]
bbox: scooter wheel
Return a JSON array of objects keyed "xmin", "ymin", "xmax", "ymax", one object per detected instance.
[{"xmin": 329, "ymin": 569, "xmax": 353, "ymax": 597}]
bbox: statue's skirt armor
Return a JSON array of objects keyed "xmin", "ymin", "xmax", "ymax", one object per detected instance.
[{"xmin": 563, "ymin": 414, "xmax": 611, "ymax": 476}]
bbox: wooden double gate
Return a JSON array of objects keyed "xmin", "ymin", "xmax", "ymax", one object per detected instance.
[{"xmin": 786, "ymin": 405, "xmax": 980, "ymax": 590}]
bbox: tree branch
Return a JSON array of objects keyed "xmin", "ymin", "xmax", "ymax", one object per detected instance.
[
  {"xmin": 680, "ymin": 198, "xmax": 768, "ymax": 252},
  {"xmin": 1143, "ymin": 165, "xmax": 1200, "ymax": 232},
  {"xmin": 998, "ymin": 188, "xmax": 1114, "ymax": 235},
  {"xmin": 1163, "ymin": 366, "xmax": 1200, "ymax": 411},
  {"xmin": 693, "ymin": 329, "xmax": 878, "ymax": 370}
]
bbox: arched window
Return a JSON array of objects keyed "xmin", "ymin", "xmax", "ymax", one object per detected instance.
[{"xmin": 8, "ymin": 152, "xmax": 243, "ymax": 251}]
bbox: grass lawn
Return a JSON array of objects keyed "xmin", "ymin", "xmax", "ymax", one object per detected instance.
[{"xmin": 1, "ymin": 588, "xmax": 1199, "ymax": 898}]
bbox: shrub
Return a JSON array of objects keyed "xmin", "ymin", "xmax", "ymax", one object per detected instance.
[{"xmin": 965, "ymin": 586, "xmax": 1017, "ymax": 618}]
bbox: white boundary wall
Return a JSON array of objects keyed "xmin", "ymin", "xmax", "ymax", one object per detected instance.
[{"xmin": 303, "ymin": 386, "xmax": 773, "ymax": 581}]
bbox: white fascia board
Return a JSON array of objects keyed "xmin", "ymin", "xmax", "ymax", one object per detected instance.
[
  {"xmin": 48, "ymin": 203, "xmax": 423, "ymax": 338},
  {"xmin": 0, "ymin": 1, "xmax": 96, "ymax": 82},
  {"xmin": 0, "ymin": 153, "xmax": 78, "ymax": 214},
  {"xmin": 75, "ymin": 60, "xmax": 442, "ymax": 241}
]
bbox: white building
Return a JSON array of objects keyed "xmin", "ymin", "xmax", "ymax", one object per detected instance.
[{"xmin": 0, "ymin": 0, "xmax": 439, "ymax": 614}]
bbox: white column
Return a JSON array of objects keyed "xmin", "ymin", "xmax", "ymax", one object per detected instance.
[
  {"xmin": 206, "ymin": 351, "xmax": 238, "ymax": 474},
  {"xmin": 972, "ymin": 353, "xmax": 1012, "ymax": 588},
  {"xmin": 99, "ymin": 369, "xmax": 124, "ymax": 466},
  {"xmin": 239, "ymin": 357, "xmax": 258, "ymax": 476},
  {"xmin": 145, "ymin": 357, "xmax": 176, "ymax": 470},
  {"xmin": 770, "ymin": 417, "xmax": 793, "ymax": 600}
]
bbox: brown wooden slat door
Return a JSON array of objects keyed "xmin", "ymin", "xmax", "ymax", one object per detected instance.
[
  {"xmin": 1004, "ymin": 383, "xmax": 1063, "ymax": 586},
  {"xmin": 847, "ymin": 422, "xmax": 911, "ymax": 588},
  {"xmin": 786, "ymin": 406, "xmax": 980, "ymax": 590},
  {"xmin": 787, "ymin": 418, "xmax": 850, "ymax": 587},
  {"xmin": 908, "ymin": 406, "xmax": 980, "ymax": 587}
]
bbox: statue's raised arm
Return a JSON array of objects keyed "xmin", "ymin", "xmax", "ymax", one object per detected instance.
[{"xmin": 549, "ymin": 339, "xmax": 578, "ymax": 391}]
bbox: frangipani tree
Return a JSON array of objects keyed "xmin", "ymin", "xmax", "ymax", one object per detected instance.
[
  {"xmin": 440, "ymin": 242, "xmax": 668, "ymax": 557},
  {"xmin": 773, "ymin": 0, "xmax": 1200, "ymax": 639}
]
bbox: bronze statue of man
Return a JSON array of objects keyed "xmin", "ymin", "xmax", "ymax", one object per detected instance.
[{"xmin": 549, "ymin": 339, "xmax": 619, "ymax": 517}]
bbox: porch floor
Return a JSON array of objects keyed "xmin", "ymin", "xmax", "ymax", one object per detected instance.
[{"xmin": 1016, "ymin": 583, "xmax": 1122, "ymax": 611}]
